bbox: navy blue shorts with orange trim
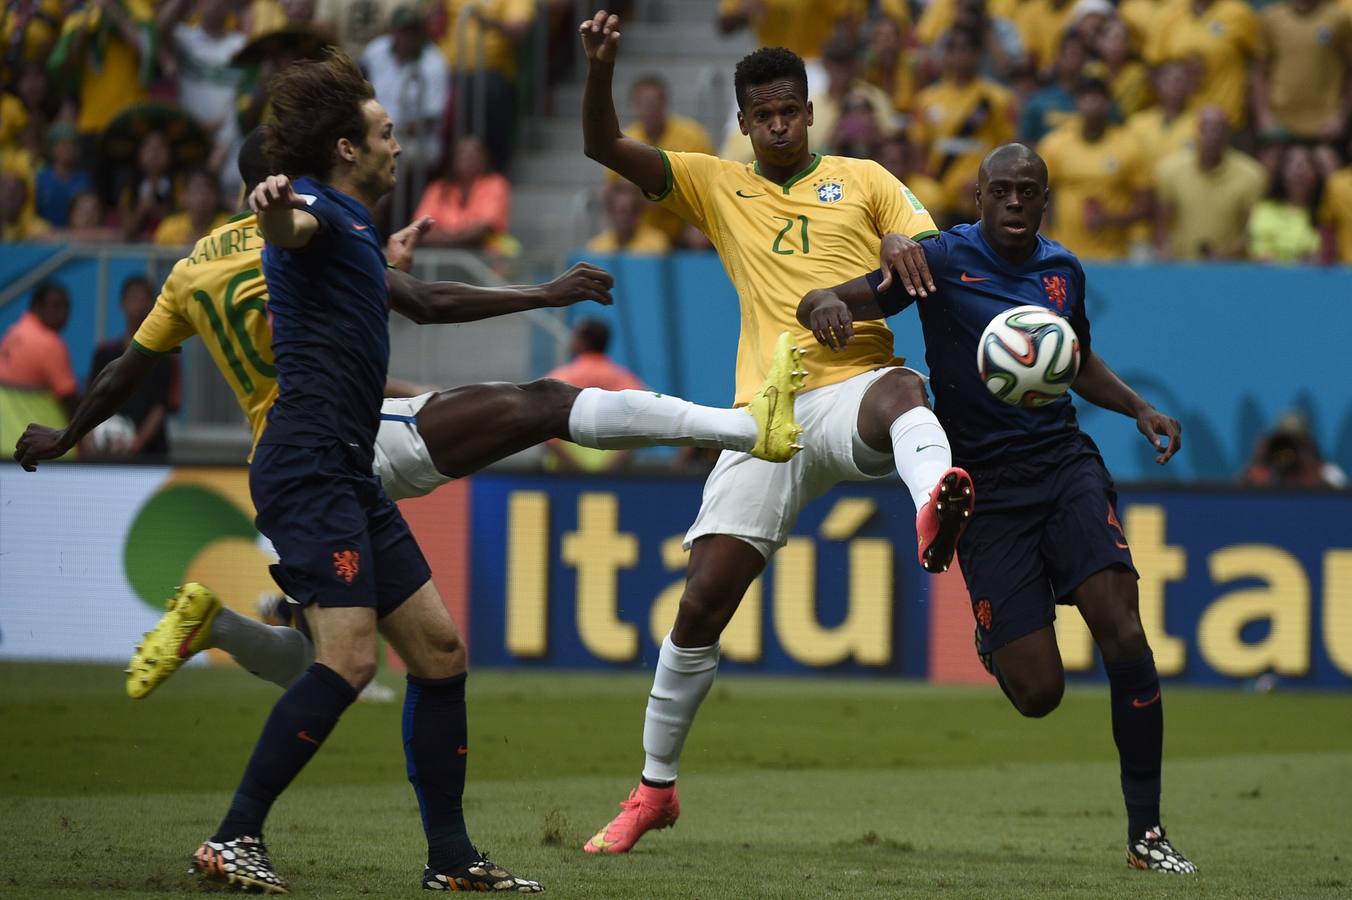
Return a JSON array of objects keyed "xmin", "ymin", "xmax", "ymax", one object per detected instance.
[
  {"xmin": 251, "ymin": 442, "xmax": 431, "ymax": 617},
  {"xmin": 956, "ymin": 432, "xmax": 1136, "ymax": 655}
]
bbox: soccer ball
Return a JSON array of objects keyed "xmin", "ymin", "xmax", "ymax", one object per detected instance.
[
  {"xmin": 89, "ymin": 414, "xmax": 136, "ymax": 454},
  {"xmin": 978, "ymin": 305, "xmax": 1080, "ymax": 407}
]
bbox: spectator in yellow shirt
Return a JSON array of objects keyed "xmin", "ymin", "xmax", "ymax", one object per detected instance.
[
  {"xmin": 1252, "ymin": 0, "xmax": 1352, "ymax": 144},
  {"xmin": 1153, "ymin": 105, "xmax": 1267, "ymax": 259},
  {"xmin": 1126, "ymin": 60, "xmax": 1200, "ymax": 162},
  {"xmin": 1016, "ymin": 0, "xmax": 1079, "ymax": 75},
  {"xmin": 716, "ymin": 0, "xmax": 863, "ymax": 65},
  {"xmin": 0, "ymin": 165, "xmax": 50, "ymax": 241},
  {"xmin": 1319, "ymin": 136, "xmax": 1352, "ymax": 263},
  {"xmin": 434, "ymin": 0, "xmax": 536, "ymax": 168},
  {"xmin": 47, "ymin": 0, "xmax": 155, "ymax": 138},
  {"xmin": 862, "ymin": 15, "xmax": 915, "ymax": 115},
  {"xmin": 620, "ymin": 74, "xmax": 714, "ymax": 241},
  {"xmin": 1248, "ymin": 143, "xmax": 1325, "ymax": 264},
  {"xmin": 1038, "ymin": 76, "xmax": 1153, "ymax": 259},
  {"xmin": 586, "ymin": 180, "xmax": 672, "ymax": 255},
  {"xmin": 1147, "ymin": 0, "xmax": 1260, "ymax": 127},
  {"xmin": 153, "ymin": 168, "xmax": 230, "ymax": 246},
  {"xmin": 1095, "ymin": 17, "xmax": 1152, "ymax": 118},
  {"xmin": 912, "ymin": 25, "xmax": 1015, "ymax": 223}
]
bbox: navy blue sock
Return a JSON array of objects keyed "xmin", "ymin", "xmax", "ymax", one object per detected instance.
[
  {"xmin": 1105, "ymin": 651, "xmax": 1163, "ymax": 841},
  {"xmin": 213, "ymin": 663, "xmax": 357, "ymax": 842},
  {"xmin": 404, "ymin": 672, "xmax": 475, "ymax": 872}
]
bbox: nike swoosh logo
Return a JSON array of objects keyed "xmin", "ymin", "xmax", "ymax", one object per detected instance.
[
  {"xmin": 177, "ymin": 623, "xmax": 203, "ymax": 658},
  {"xmin": 915, "ymin": 444, "xmax": 944, "ymax": 453},
  {"xmin": 297, "ymin": 730, "xmax": 322, "ymax": 746},
  {"xmin": 457, "ymin": 745, "xmax": 468, "ymax": 755},
  {"xmin": 1132, "ymin": 690, "xmax": 1161, "ymax": 709},
  {"xmin": 735, "ymin": 190, "xmax": 765, "ymax": 199},
  {"xmin": 960, "ymin": 272, "xmax": 989, "ymax": 283},
  {"xmin": 352, "ymin": 222, "xmax": 369, "ymax": 231}
]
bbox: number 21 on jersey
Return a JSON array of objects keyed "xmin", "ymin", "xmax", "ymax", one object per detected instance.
[{"xmin": 772, "ymin": 215, "xmax": 811, "ymax": 255}]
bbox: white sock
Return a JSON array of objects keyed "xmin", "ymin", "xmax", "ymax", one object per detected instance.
[
  {"xmin": 889, "ymin": 407, "xmax": 953, "ymax": 512},
  {"xmin": 641, "ymin": 633, "xmax": 720, "ymax": 783},
  {"xmin": 568, "ymin": 387, "xmax": 757, "ymax": 452},
  {"xmin": 207, "ymin": 607, "xmax": 315, "ymax": 688}
]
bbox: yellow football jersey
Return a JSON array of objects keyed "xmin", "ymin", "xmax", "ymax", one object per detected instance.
[
  {"xmin": 651, "ymin": 150, "xmax": 937, "ymax": 406},
  {"xmin": 131, "ymin": 212, "xmax": 276, "ymax": 457}
]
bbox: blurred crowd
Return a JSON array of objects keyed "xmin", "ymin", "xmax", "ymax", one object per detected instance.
[
  {"xmin": 588, "ymin": 0, "xmax": 1352, "ymax": 264},
  {"xmin": 2, "ymin": 0, "xmax": 1351, "ymax": 264}
]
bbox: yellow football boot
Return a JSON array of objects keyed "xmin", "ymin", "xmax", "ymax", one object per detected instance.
[
  {"xmin": 126, "ymin": 583, "xmax": 221, "ymax": 699},
  {"xmin": 745, "ymin": 331, "xmax": 807, "ymax": 462}
]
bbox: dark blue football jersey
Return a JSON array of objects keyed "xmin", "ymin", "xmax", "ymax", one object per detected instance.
[
  {"xmin": 259, "ymin": 176, "xmax": 389, "ymax": 464},
  {"xmin": 869, "ymin": 223, "xmax": 1093, "ymax": 467}
]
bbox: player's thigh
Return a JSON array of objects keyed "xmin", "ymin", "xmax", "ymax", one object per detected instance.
[
  {"xmin": 414, "ymin": 379, "xmax": 578, "ymax": 478},
  {"xmin": 378, "ymin": 578, "xmax": 467, "ymax": 680},
  {"xmin": 1040, "ymin": 455, "xmax": 1143, "ymax": 659},
  {"xmin": 854, "ymin": 367, "xmax": 931, "ymax": 453},
  {"xmin": 303, "ymin": 604, "xmax": 380, "ymax": 689},
  {"xmin": 957, "ymin": 477, "xmax": 1057, "ymax": 657},
  {"xmin": 364, "ymin": 490, "xmax": 435, "ymax": 620},
  {"xmin": 991, "ymin": 624, "xmax": 1066, "ymax": 717}
]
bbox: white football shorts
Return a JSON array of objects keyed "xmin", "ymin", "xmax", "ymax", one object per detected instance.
[
  {"xmin": 372, "ymin": 392, "xmax": 453, "ymax": 501},
  {"xmin": 685, "ymin": 367, "xmax": 919, "ymax": 557}
]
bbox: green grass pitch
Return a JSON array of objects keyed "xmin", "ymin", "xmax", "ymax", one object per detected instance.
[{"xmin": 2, "ymin": 662, "xmax": 1349, "ymax": 898}]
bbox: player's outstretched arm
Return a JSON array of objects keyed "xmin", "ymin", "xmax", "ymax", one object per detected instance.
[
  {"xmin": 388, "ymin": 262, "xmax": 614, "ymax": 324},
  {"xmin": 249, "ymin": 174, "xmax": 318, "ymax": 249},
  {"xmin": 13, "ymin": 346, "xmax": 159, "ymax": 471},
  {"xmin": 1072, "ymin": 350, "xmax": 1182, "ymax": 465},
  {"xmin": 797, "ymin": 275, "xmax": 886, "ymax": 351},
  {"xmin": 579, "ymin": 9, "xmax": 667, "ymax": 195}
]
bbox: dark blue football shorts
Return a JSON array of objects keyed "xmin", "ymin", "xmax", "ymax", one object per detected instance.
[
  {"xmin": 956, "ymin": 433, "xmax": 1136, "ymax": 655},
  {"xmin": 251, "ymin": 441, "xmax": 431, "ymax": 617}
]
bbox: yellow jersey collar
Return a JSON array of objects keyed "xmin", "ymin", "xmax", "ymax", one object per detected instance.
[{"xmin": 753, "ymin": 153, "xmax": 823, "ymax": 194}]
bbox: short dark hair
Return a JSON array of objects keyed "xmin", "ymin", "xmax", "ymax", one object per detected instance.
[
  {"xmin": 632, "ymin": 74, "xmax": 667, "ymax": 97},
  {"xmin": 734, "ymin": 47, "xmax": 808, "ymax": 111},
  {"xmin": 947, "ymin": 24, "xmax": 985, "ymax": 52},
  {"xmin": 29, "ymin": 279, "xmax": 67, "ymax": 310},
  {"xmin": 264, "ymin": 49, "xmax": 374, "ymax": 181},
  {"xmin": 238, "ymin": 127, "xmax": 274, "ymax": 189},
  {"xmin": 120, "ymin": 274, "xmax": 153, "ymax": 303},
  {"xmin": 574, "ymin": 318, "xmax": 611, "ymax": 354}
]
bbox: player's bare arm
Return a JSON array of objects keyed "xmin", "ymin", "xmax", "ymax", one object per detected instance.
[
  {"xmin": 388, "ymin": 262, "xmax": 614, "ymax": 325},
  {"xmin": 1072, "ymin": 350, "xmax": 1182, "ymax": 465},
  {"xmin": 249, "ymin": 174, "xmax": 319, "ymax": 248},
  {"xmin": 579, "ymin": 9, "xmax": 667, "ymax": 195},
  {"xmin": 878, "ymin": 233, "xmax": 935, "ymax": 298},
  {"xmin": 795, "ymin": 275, "xmax": 885, "ymax": 352},
  {"xmin": 13, "ymin": 345, "xmax": 160, "ymax": 471}
]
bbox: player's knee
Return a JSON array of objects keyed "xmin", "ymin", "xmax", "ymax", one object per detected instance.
[
  {"xmin": 1097, "ymin": 618, "xmax": 1149, "ymax": 663},
  {"xmin": 1015, "ymin": 680, "xmax": 1064, "ymax": 718},
  {"xmin": 879, "ymin": 368, "xmax": 929, "ymax": 410},
  {"xmin": 323, "ymin": 653, "xmax": 378, "ymax": 691},
  {"xmin": 673, "ymin": 581, "xmax": 736, "ymax": 645}
]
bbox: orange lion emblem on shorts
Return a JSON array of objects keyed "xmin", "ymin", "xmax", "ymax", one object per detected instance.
[
  {"xmin": 333, "ymin": 549, "xmax": 360, "ymax": 584},
  {"xmin": 975, "ymin": 598, "xmax": 993, "ymax": 631}
]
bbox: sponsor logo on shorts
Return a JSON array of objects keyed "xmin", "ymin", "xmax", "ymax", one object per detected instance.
[
  {"xmin": 975, "ymin": 598, "xmax": 993, "ymax": 631},
  {"xmin": 333, "ymin": 549, "xmax": 361, "ymax": 583}
]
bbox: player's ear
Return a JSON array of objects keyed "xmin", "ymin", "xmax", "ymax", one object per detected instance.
[
  {"xmin": 336, "ymin": 137, "xmax": 357, "ymax": 164},
  {"xmin": 736, "ymin": 109, "xmax": 747, "ymax": 136},
  {"xmin": 805, "ymin": 99, "xmax": 813, "ymax": 128}
]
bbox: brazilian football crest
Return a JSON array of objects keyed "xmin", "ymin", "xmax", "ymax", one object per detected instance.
[{"xmin": 817, "ymin": 182, "xmax": 844, "ymax": 203}]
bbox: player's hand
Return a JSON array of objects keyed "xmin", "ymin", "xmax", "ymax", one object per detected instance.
[
  {"xmin": 1136, "ymin": 406, "xmax": 1182, "ymax": 465},
  {"xmin": 542, "ymin": 262, "xmax": 614, "ymax": 307},
  {"xmin": 579, "ymin": 9, "xmax": 621, "ymax": 63},
  {"xmin": 802, "ymin": 289, "xmax": 854, "ymax": 351},
  {"xmin": 248, "ymin": 174, "xmax": 307, "ymax": 213},
  {"xmin": 14, "ymin": 424, "xmax": 70, "ymax": 472},
  {"xmin": 878, "ymin": 232, "xmax": 934, "ymax": 298},
  {"xmin": 386, "ymin": 216, "xmax": 434, "ymax": 272}
]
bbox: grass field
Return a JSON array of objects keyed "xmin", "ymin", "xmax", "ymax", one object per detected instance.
[{"xmin": 2, "ymin": 663, "xmax": 1350, "ymax": 898}]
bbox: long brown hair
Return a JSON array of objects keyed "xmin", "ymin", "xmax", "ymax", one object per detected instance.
[{"xmin": 264, "ymin": 49, "xmax": 374, "ymax": 181}]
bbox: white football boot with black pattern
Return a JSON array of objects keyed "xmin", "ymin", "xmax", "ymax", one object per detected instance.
[
  {"xmin": 192, "ymin": 835, "xmax": 288, "ymax": 893},
  {"xmin": 423, "ymin": 853, "xmax": 543, "ymax": 892},
  {"xmin": 1128, "ymin": 826, "xmax": 1196, "ymax": 873}
]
